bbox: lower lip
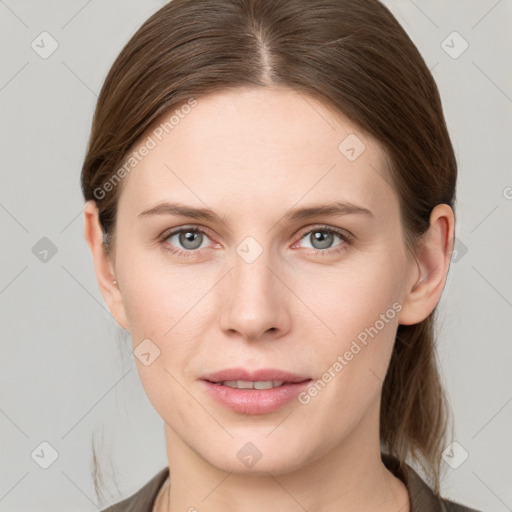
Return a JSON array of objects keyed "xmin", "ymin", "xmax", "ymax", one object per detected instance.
[{"xmin": 201, "ymin": 380, "xmax": 312, "ymax": 414}]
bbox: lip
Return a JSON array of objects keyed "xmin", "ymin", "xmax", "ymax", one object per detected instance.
[{"xmin": 201, "ymin": 368, "xmax": 312, "ymax": 415}]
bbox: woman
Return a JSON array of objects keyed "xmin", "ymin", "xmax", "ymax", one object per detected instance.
[{"xmin": 81, "ymin": 0, "xmax": 481, "ymax": 510}]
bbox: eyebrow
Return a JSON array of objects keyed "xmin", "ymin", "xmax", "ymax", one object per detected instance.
[{"xmin": 138, "ymin": 201, "xmax": 374, "ymax": 223}]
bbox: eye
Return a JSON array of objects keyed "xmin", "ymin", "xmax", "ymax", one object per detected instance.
[
  {"xmin": 159, "ymin": 224, "xmax": 353, "ymax": 259},
  {"xmin": 294, "ymin": 226, "xmax": 353, "ymax": 254},
  {"xmin": 160, "ymin": 226, "xmax": 212, "ymax": 256}
]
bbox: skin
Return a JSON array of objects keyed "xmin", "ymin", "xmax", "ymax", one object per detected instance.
[{"xmin": 84, "ymin": 86, "xmax": 454, "ymax": 512}]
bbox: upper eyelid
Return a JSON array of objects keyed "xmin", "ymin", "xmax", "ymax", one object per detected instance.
[{"xmin": 162, "ymin": 225, "xmax": 214, "ymax": 241}]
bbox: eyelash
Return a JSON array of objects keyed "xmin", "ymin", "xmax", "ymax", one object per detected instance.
[{"xmin": 158, "ymin": 225, "xmax": 354, "ymax": 259}]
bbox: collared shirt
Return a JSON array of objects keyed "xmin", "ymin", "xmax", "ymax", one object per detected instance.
[{"xmin": 102, "ymin": 453, "xmax": 481, "ymax": 512}]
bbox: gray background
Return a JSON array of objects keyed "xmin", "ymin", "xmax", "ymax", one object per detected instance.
[{"xmin": 1, "ymin": 0, "xmax": 511, "ymax": 510}]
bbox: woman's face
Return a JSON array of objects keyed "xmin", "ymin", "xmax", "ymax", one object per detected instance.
[{"xmin": 104, "ymin": 87, "xmax": 421, "ymax": 474}]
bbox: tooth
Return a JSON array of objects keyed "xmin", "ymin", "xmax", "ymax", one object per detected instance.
[
  {"xmin": 253, "ymin": 381, "xmax": 273, "ymax": 390},
  {"xmin": 237, "ymin": 380, "xmax": 254, "ymax": 389},
  {"xmin": 219, "ymin": 380, "xmax": 286, "ymax": 389}
]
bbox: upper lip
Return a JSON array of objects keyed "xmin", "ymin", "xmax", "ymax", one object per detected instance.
[{"xmin": 202, "ymin": 368, "xmax": 311, "ymax": 384}]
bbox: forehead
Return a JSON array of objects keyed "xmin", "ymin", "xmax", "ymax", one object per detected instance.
[{"xmin": 117, "ymin": 87, "xmax": 397, "ymax": 220}]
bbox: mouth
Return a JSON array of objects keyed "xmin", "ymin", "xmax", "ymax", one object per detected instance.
[
  {"xmin": 207, "ymin": 379, "xmax": 295, "ymax": 389},
  {"xmin": 202, "ymin": 368, "xmax": 311, "ymax": 385},
  {"xmin": 201, "ymin": 368, "xmax": 312, "ymax": 414}
]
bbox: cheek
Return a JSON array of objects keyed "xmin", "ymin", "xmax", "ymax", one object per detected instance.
[
  {"xmin": 116, "ymin": 255, "xmax": 217, "ymax": 388},
  {"xmin": 117, "ymin": 265, "xmax": 206, "ymax": 420},
  {"xmin": 117, "ymin": 252, "xmax": 209, "ymax": 338},
  {"xmin": 296, "ymin": 248, "xmax": 404, "ymax": 341},
  {"xmin": 295, "ymin": 250, "xmax": 404, "ymax": 402},
  {"xmin": 292, "ymin": 280, "xmax": 401, "ymax": 449}
]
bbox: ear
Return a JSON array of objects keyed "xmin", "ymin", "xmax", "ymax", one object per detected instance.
[
  {"xmin": 83, "ymin": 200, "xmax": 130, "ymax": 331},
  {"xmin": 398, "ymin": 203, "xmax": 455, "ymax": 326}
]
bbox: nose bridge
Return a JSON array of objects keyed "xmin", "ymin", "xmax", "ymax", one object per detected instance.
[
  {"xmin": 218, "ymin": 235, "xmax": 288, "ymax": 339},
  {"xmin": 233, "ymin": 241, "xmax": 273, "ymax": 299}
]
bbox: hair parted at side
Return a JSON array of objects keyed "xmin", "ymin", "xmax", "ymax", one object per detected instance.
[{"xmin": 81, "ymin": 0, "xmax": 457, "ymax": 503}]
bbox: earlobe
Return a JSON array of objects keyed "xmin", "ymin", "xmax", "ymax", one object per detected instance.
[
  {"xmin": 83, "ymin": 200, "xmax": 130, "ymax": 331},
  {"xmin": 398, "ymin": 204, "xmax": 455, "ymax": 326}
]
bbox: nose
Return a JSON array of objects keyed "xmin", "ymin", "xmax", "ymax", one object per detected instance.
[{"xmin": 218, "ymin": 242, "xmax": 291, "ymax": 342}]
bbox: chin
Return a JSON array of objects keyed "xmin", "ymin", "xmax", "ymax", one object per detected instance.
[{"xmin": 200, "ymin": 436, "xmax": 315, "ymax": 476}]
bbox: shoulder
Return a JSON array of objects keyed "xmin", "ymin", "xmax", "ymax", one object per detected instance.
[
  {"xmin": 101, "ymin": 467, "xmax": 169, "ymax": 512},
  {"xmin": 438, "ymin": 498, "xmax": 482, "ymax": 512},
  {"xmin": 382, "ymin": 453, "xmax": 482, "ymax": 512},
  {"xmin": 439, "ymin": 498, "xmax": 482, "ymax": 512}
]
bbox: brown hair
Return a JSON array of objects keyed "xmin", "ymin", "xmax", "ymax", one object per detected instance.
[{"xmin": 82, "ymin": 0, "xmax": 456, "ymax": 502}]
